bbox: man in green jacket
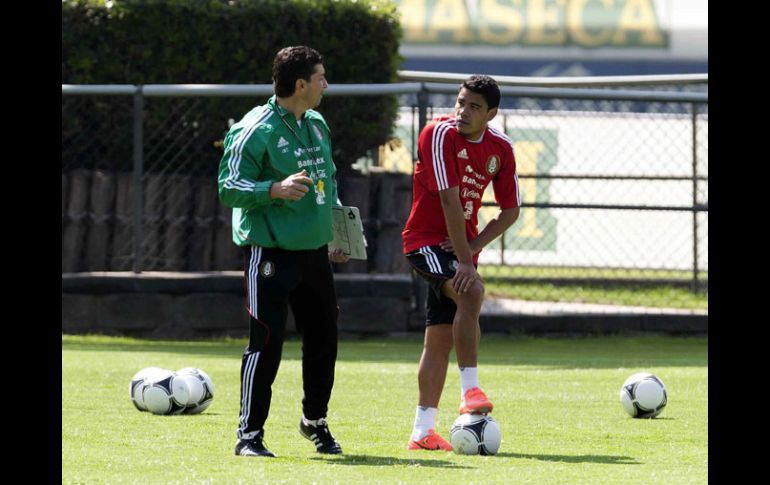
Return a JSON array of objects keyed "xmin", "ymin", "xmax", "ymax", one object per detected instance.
[{"xmin": 219, "ymin": 46, "xmax": 349, "ymax": 458}]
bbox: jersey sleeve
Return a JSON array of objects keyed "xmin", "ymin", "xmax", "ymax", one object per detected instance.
[
  {"xmin": 218, "ymin": 124, "xmax": 277, "ymax": 210},
  {"xmin": 492, "ymin": 141, "xmax": 522, "ymax": 209},
  {"xmin": 418, "ymin": 121, "xmax": 460, "ymax": 192}
]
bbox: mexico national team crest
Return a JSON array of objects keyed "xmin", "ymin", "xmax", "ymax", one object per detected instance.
[
  {"xmin": 486, "ymin": 155, "xmax": 500, "ymax": 175},
  {"xmin": 260, "ymin": 261, "xmax": 275, "ymax": 278}
]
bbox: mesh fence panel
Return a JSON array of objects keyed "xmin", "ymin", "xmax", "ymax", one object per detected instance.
[
  {"xmin": 386, "ymin": 95, "xmax": 707, "ymax": 306},
  {"xmin": 62, "ymin": 95, "xmax": 263, "ymax": 272}
]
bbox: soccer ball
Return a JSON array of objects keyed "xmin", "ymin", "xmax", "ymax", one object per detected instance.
[
  {"xmin": 141, "ymin": 370, "xmax": 190, "ymax": 415},
  {"xmin": 128, "ymin": 367, "xmax": 167, "ymax": 412},
  {"xmin": 449, "ymin": 413, "xmax": 501, "ymax": 455},
  {"xmin": 619, "ymin": 372, "xmax": 668, "ymax": 418},
  {"xmin": 175, "ymin": 367, "xmax": 215, "ymax": 414}
]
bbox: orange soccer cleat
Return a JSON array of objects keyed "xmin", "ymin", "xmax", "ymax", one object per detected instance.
[
  {"xmin": 459, "ymin": 387, "xmax": 494, "ymax": 414},
  {"xmin": 407, "ymin": 429, "xmax": 453, "ymax": 451}
]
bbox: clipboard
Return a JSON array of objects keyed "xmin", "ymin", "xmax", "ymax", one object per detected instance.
[{"xmin": 329, "ymin": 205, "xmax": 368, "ymax": 260}]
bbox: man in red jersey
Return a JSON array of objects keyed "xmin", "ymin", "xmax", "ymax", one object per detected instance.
[{"xmin": 403, "ymin": 75, "xmax": 521, "ymax": 451}]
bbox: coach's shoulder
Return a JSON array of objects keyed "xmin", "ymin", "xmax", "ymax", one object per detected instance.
[{"xmin": 232, "ymin": 106, "xmax": 277, "ymax": 133}]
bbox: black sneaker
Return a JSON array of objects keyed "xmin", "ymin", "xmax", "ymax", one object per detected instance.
[
  {"xmin": 299, "ymin": 418, "xmax": 343, "ymax": 454},
  {"xmin": 234, "ymin": 432, "xmax": 276, "ymax": 457}
]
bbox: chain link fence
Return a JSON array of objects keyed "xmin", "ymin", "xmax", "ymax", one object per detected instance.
[
  {"xmin": 62, "ymin": 81, "xmax": 707, "ymax": 308},
  {"xmin": 62, "ymin": 92, "xmax": 258, "ymax": 272},
  {"xmin": 382, "ymin": 85, "xmax": 708, "ymax": 309}
]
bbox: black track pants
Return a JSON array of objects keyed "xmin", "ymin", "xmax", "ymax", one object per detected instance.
[{"xmin": 236, "ymin": 245, "xmax": 339, "ymax": 440}]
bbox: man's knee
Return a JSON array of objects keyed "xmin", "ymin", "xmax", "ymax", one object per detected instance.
[{"xmin": 455, "ymin": 281, "xmax": 484, "ymax": 308}]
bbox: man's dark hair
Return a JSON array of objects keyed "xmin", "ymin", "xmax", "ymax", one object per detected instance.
[
  {"xmin": 272, "ymin": 46, "xmax": 324, "ymax": 98},
  {"xmin": 461, "ymin": 75, "xmax": 501, "ymax": 109}
]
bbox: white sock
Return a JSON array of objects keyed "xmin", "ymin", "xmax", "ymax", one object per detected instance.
[
  {"xmin": 459, "ymin": 366, "xmax": 479, "ymax": 397},
  {"xmin": 410, "ymin": 406, "xmax": 438, "ymax": 441}
]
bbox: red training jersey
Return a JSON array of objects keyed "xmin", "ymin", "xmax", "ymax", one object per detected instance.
[{"xmin": 402, "ymin": 116, "xmax": 521, "ymax": 263}]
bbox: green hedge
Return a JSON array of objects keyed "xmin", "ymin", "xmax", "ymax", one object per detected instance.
[{"xmin": 62, "ymin": 0, "xmax": 402, "ymax": 175}]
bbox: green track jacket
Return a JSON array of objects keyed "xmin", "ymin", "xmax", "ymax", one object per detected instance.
[{"xmin": 218, "ymin": 96, "xmax": 339, "ymax": 250}]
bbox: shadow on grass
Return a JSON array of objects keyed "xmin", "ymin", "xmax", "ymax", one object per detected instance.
[
  {"xmin": 62, "ymin": 334, "xmax": 707, "ymax": 368},
  {"xmin": 308, "ymin": 453, "xmax": 472, "ymax": 469},
  {"xmin": 306, "ymin": 451, "xmax": 638, "ymax": 466},
  {"xmin": 497, "ymin": 452, "xmax": 639, "ymax": 464}
]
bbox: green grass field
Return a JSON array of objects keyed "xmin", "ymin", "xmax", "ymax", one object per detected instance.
[
  {"xmin": 478, "ymin": 265, "xmax": 708, "ymax": 310},
  {"xmin": 62, "ymin": 334, "xmax": 708, "ymax": 484}
]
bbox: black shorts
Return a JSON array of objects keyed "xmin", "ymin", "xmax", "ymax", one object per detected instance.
[{"xmin": 406, "ymin": 245, "xmax": 461, "ymax": 326}]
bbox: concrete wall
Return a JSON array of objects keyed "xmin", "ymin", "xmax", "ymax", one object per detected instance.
[
  {"xmin": 62, "ymin": 272, "xmax": 707, "ymax": 338},
  {"xmin": 62, "ymin": 272, "xmax": 415, "ymax": 339}
]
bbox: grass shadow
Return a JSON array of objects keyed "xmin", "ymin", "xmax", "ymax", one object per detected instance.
[
  {"xmin": 497, "ymin": 452, "xmax": 639, "ymax": 464},
  {"xmin": 308, "ymin": 453, "xmax": 472, "ymax": 469}
]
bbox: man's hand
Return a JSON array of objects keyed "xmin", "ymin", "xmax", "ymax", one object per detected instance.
[
  {"xmin": 329, "ymin": 247, "xmax": 350, "ymax": 263},
  {"xmin": 452, "ymin": 262, "xmax": 481, "ymax": 294},
  {"xmin": 270, "ymin": 170, "xmax": 314, "ymax": 201}
]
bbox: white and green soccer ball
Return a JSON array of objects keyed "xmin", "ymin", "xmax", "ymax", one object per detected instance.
[{"xmin": 619, "ymin": 372, "xmax": 668, "ymax": 418}]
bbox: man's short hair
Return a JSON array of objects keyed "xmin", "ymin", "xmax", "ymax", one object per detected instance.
[
  {"xmin": 461, "ymin": 75, "xmax": 501, "ymax": 109},
  {"xmin": 272, "ymin": 46, "xmax": 324, "ymax": 98}
]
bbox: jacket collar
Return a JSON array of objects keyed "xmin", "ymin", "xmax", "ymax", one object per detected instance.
[{"xmin": 268, "ymin": 95, "xmax": 306, "ymax": 121}]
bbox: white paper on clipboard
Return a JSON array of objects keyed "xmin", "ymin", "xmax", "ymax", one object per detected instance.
[{"xmin": 329, "ymin": 205, "xmax": 368, "ymax": 260}]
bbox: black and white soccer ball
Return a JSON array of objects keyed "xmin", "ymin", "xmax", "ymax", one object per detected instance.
[
  {"xmin": 175, "ymin": 367, "xmax": 215, "ymax": 414},
  {"xmin": 619, "ymin": 372, "xmax": 668, "ymax": 418},
  {"xmin": 128, "ymin": 367, "xmax": 166, "ymax": 412},
  {"xmin": 140, "ymin": 370, "xmax": 190, "ymax": 415},
  {"xmin": 449, "ymin": 413, "xmax": 501, "ymax": 455}
]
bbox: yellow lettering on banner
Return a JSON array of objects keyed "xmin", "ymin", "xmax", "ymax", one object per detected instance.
[
  {"xmin": 514, "ymin": 141, "xmax": 545, "ymax": 238},
  {"xmin": 397, "ymin": 0, "xmax": 667, "ymax": 48},
  {"xmin": 478, "ymin": 0, "xmax": 524, "ymax": 44},
  {"xmin": 567, "ymin": 0, "xmax": 613, "ymax": 47},
  {"xmin": 399, "ymin": 0, "xmax": 436, "ymax": 41},
  {"xmin": 526, "ymin": 0, "xmax": 566, "ymax": 45},
  {"xmin": 430, "ymin": 0, "xmax": 473, "ymax": 42},
  {"xmin": 613, "ymin": 0, "xmax": 665, "ymax": 45}
]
